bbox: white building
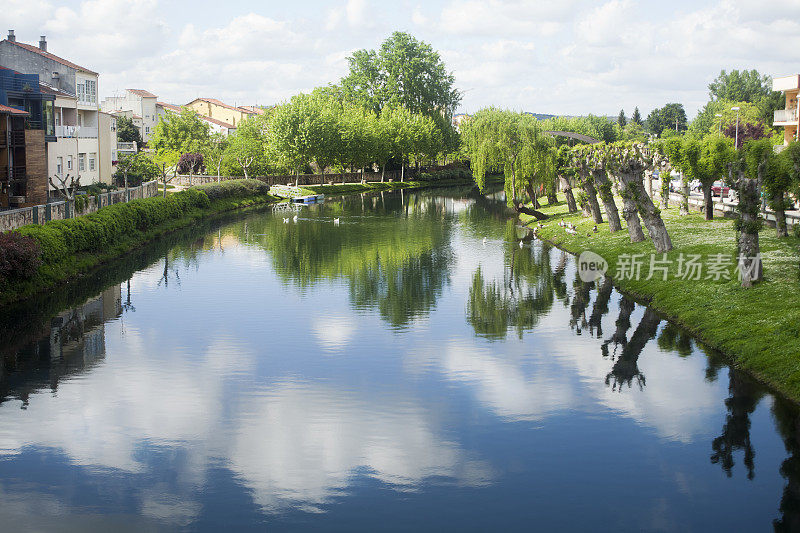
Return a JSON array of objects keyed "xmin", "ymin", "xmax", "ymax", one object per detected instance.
[
  {"xmin": 101, "ymin": 89, "xmax": 158, "ymax": 142},
  {"xmin": 1, "ymin": 33, "xmax": 111, "ymax": 185}
]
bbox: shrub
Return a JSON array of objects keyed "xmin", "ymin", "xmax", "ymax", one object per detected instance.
[
  {"xmin": 17, "ymin": 188, "xmax": 212, "ymax": 265},
  {"xmin": 0, "ymin": 232, "xmax": 42, "ymax": 284},
  {"xmin": 193, "ymin": 179, "xmax": 271, "ymax": 200}
]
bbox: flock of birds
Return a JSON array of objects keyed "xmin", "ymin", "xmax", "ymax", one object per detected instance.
[{"xmin": 282, "ymin": 215, "xmax": 340, "ymax": 225}]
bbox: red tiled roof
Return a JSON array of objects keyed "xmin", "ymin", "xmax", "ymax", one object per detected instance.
[
  {"xmin": 238, "ymin": 105, "xmax": 264, "ymax": 115},
  {"xmin": 0, "ymin": 104, "xmax": 29, "ymax": 116},
  {"xmin": 188, "ymin": 97, "xmax": 255, "ymax": 114},
  {"xmin": 157, "ymin": 101, "xmax": 182, "ymax": 112},
  {"xmin": 2, "ymin": 39, "xmax": 97, "ymax": 75},
  {"xmin": 199, "ymin": 115, "xmax": 235, "ymax": 129},
  {"xmin": 128, "ymin": 89, "xmax": 157, "ymax": 98}
]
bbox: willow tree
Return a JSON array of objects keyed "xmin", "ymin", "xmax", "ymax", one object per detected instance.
[
  {"xmin": 608, "ymin": 143, "xmax": 673, "ymax": 252},
  {"xmin": 462, "ymin": 108, "xmax": 551, "ymax": 219},
  {"xmin": 576, "ymin": 143, "xmax": 622, "ymax": 232}
]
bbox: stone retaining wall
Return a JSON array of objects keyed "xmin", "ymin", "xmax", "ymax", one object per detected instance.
[{"xmin": 0, "ymin": 180, "xmax": 159, "ymax": 232}]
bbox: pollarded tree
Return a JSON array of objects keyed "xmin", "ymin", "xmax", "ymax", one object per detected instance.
[
  {"xmin": 661, "ymin": 137, "xmax": 690, "ymax": 214},
  {"xmin": 461, "ymin": 108, "xmax": 551, "ymax": 219},
  {"xmin": 569, "ymin": 147, "xmax": 604, "ymax": 224},
  {"xmin": 783, "ymin": 142, "xmax": 800, "ymax": 237},
  {"xmin": 576, "ymin": 143, "xmax": 623, "ymax": 232},
  {"xmin": 608, "ymin": 143, "xmax": 673, "ymax": 252},
  {"xmin": 760, "ymin": 140, "xmax": 793, "ymax": 237},
  {"xmin": 727, "ymin": 142, "xmax": 766, "ymax": 287},
  {"xmin": 555, "ymin": 145, "xmax": 578, "ymax": 213},
  {"xmin": 695, "ymin": 136, "xmax": 734, "ymax": 220}
]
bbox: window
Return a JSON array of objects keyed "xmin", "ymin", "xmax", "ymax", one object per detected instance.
[
  {"xmin": 145, "ymin": 126, "xmax": 150, "ymax": 133},
  {"xmin": 77, "ymin": 82, "xmax": 85, "ymax": 102},
  {"xmin": 89, "ymin": 153, "xmax": 96, "ymax": 171},
  {"xmin": 67, "ymin": 155, "xmax": 73, "ymax": 170},
  {"xmin": 86, "ymin": 80, "xmax": 96, "ymax": 103},
  {"xmin": 77, "ymin": 113, "xmax": 83, "ymax": 127},
  {"xmin": 56, "ymin": 157, "xmax": 63, "ymax": 175},
  {"xmin": 78, "ymin": 153, "xmax": 86, "ymax": 172}
]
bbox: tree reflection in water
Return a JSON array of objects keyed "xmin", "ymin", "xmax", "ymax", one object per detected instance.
[
  {"xmin": 605, "ymin": 308, "xmax": 660, "ymax": 392},
  {"xmin": 710, "ymin": 369, "xmax": 763, "ymax": 480}
]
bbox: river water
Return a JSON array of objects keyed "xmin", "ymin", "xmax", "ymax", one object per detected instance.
[{"xmin": 0, "ymin": 186, "xmax": 798, "ymax": 531}]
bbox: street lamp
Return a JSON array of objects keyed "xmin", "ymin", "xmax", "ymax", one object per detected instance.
[
  {"xmin": 731, "ymin": 106, "xmax": 741, "ymax": 149},
  {"xmin": 715, "ymin": 113, "xmax": 722, "ymax": 133}
]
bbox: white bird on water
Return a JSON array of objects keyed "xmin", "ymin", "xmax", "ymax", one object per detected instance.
[
  {"xmin": 293, "ymin": 215, "xmax": 298, "ymax": 222},
  {"xmin": 482, "ymin": 237, "xmax": 487, "ymax": 245},
  {"xmin": 283, "ymin": 218, "xmax": 289, "ymax": 223},
  {"xmin": 333, "ymin": 217, "xmax": 340, "ymax": 225},
  {"xmin": 519, "ymin": 240, "xmax": 524, "ymax": 248}
]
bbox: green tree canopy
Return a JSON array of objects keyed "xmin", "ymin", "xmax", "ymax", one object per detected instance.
[
  {"xmin": 646, "ymin": 103, "xmax": 687, "ymax": 136},
  {"xmin": 341, "ymin": 31, "xmax": 461, "ymax": 119},
  {"xmin": 150, "ymin": 109, "xmax": 211, "ymax": 156},
  {"xmin": 708, "ymin": 69, "xmax": 772, "ymax": 103},
  {"xmin": 115, "ymin": 115, "xmax": 142, "ymax": 147}
]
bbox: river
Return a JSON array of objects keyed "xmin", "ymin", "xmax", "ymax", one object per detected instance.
[{"xmin": 0, "ymin": 186, "xmax": 797, "ymax": 531}]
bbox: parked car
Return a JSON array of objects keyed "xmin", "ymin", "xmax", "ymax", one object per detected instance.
[{"xmin": 710, "ymin": 181, "xmax": 730, "ymax": 197}]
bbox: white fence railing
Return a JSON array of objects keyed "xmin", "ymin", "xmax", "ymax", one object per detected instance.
[
  {"xmin": 774, "ymin": 108, "xmax": 798, "ymax": 123},
  {"xmin": 55, "ymin": 125, "xmax": 99, "ymax": 138}
]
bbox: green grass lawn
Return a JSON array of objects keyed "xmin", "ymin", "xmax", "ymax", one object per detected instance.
[{"xmin": 521, "ymin": 194, "xmax": 800, "ymax": 401}]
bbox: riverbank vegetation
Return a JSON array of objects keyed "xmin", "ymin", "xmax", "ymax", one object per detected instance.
[
  {"xmin": 0, "ymin": 180, "xmax": 277, "ymax": 304},
  {"xmin": 519, "ymin": 194, "xmax": 800, "ymax": 400}
]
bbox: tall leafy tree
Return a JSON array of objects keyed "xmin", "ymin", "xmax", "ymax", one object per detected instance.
[
  {"xmin": 646, "ymin": 103, "xmax": 687, "ymax": 136},
  {"xmin": 631, "ymin": 107, "xmax": 643, "ymax": 125},
  {"xmin": 150, "ymin": 109, "xmax": 211, "ymax": 156},
  {"xmin": 708, "ymin": 69, "xmax": 772, "ymax": 103},
  {"xmin": 116, "ymin": 115, "xmax": 143, "ymax": 147}
]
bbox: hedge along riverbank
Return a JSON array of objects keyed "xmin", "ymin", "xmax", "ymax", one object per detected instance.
[
  {"xmin": 518, "ymin": 193, "xmax": 800, "ymax": 402},
  {"xmin": 0, "ymin": 179, "xmax": 278, "ymax": 306}
]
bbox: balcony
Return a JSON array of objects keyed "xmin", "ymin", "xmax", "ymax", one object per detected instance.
[
  {"xmin": 774, "ymin": 108, "xmax": 799, "ymax": 125},
  {"xmin": 117, "ymin": 141, "xmax": 137, "ymax": 153},
  {"xmin": 55, "ymin": 125, "xmax": 98, "ymax": 138},
  {"xmin": 773, "ymin": 75, "xmax": 800, "ymax": 92},
  {"xmin": 9, "ymin": 131, "xmax": 25, "ymax": 146}
]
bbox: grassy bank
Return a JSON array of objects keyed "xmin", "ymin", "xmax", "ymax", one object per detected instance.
[
  {"xmin": 520, "ymin": 194, "xmax": 800, "ymax": 401},
  {"xmin": 1, "ymin": 180, "xmax": 278, "ymax": 306}
]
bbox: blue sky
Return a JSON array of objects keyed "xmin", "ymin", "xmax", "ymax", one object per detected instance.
[{"xmin": 4, "ymin": 0, "xmax": 800, "ymax": 118}]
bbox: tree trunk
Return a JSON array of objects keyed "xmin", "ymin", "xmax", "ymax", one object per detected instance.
[
  {"xmin": 734, "ymin": 166, "xmax": 763, "ymax": 288},
  {"xmin": 774, "ymin": 192, "xmax": 788, "ymax": 238},
  {"xmin": 679, "ymin": 177, "xmax": 689, "ymax": 215},
  {"xmin": 703, "ymin": 185, "xmax": 714, "ymax": 220},
  {"xmin": 660, "ymin": 172, "xmax": 670, "ymax": 208},
  {"xmin": 619, "ymin": 171, "xmax": 673, "ymax": 252},
  {"xmin": 582, "ymin": 179, "xmax": 604, "ymax": 224},
  {"xmin": 561, "ymin": 178, "xmax": 577, "ymax": 213},
  {"xmin": 593, "ymin": 170, "xmax": 622, "ymax": 232},
  {"xmin": 646, "ymin": 171, "xmax": 653, "ymax": 198},
  {"xmin": 381, "ymin": 165, "xmax": 385, "ymax": 182},
  {"xmin": 401, "ymin": 161, "xmax": 405, "ymax": 182},
  {"xmin": 621, "ymin": 195, "xmax": 646, "ymax": 243}
]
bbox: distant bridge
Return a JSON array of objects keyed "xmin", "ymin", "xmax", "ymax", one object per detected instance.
[{"xmin": 543, "ymin": 130, "xmax": 601, "ymax": 144}]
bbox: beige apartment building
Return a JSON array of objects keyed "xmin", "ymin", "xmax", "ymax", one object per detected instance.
[
  {"xmin": 773, "ymin": 75, "xmax": 800, "ymax": 145},
  {"xmin": 185, "ymin": 98, "xmax": 257, "ymax": 127}
]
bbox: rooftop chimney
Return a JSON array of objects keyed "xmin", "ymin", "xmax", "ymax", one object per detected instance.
[
  {"xmin": 39, "ymin": 35, "xmax": 47, "ymax": 52},
  {"xmin": 7, "ymin": 30, "xmax": 15, "ymax": 42}
]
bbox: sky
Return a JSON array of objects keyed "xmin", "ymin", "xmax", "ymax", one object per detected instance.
[{"xmin": 4, "ymin": 0, "xmax": 800, "ymax": 118}]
